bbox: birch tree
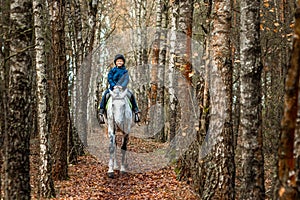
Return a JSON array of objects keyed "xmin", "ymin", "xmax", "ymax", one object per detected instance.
[
  {"xmin": 33, "ymin": 0, "xmax": 55, "ymax": 197},
  {"xmin": 2, "ymin": 0, "xmax": 33, "ymax": 198},
  {"xmin": 168, "ymin": 0, "xmax": 179, "ymax": 141},
  {"xmin": 157, "ymin": 0, "xmax": 168, "ymax": 141},
  {"xmin": 72, "ymin": 0, "xmax": 84, "ymax": 130},
  {"xmin": 74, "ymin": 0, "xmax": 101, "ymax": 146},
  {"xmin": 149, "ymin": 0, "xmax": 165, "ymax": 141},
  {"xmin": 0, "ymin": 0, "xmax": 10, "ymax": 196},
  {"xmin": 240, "ymin": 0, "xmax": 265, "ymax": 198},
  {"xmin": 65, "ymin": 0, "xmax": 86, "ymax": 163},
  {"xmin": 197, "ymin": 0, "xmax": 235, "ymax": 198},
  {"xmin": 70, "ymin": 0, "xmax": 86, "ymax": 148},
  {"xmin": 174, "ymin": 0, "xmax": 199, "ymax": 191},
  {"xmin": 259, "ymin": 0, "xmax": 294, "ymax": 196},
  {"xmin": 276, "ymin": 1, "xmax": 300, "ymax": 199},
  {"xmin": 131, "ymin": 0, "xmax": 155, "ymax": 123}
]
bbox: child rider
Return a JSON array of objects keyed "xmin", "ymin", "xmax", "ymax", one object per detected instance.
[{"xmin": 98, "ymin": 54, "xmax": 140, "ymax": 124}]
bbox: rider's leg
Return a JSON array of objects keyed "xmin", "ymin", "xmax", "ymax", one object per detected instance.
[
  {"xmin": 98, "ymin": 90, "xmax": 109, "ymax": 124},
  {"xmin": 99, "ymin": 90, "xmax": 109, "ymax": 113},
  {"xmin": 130, "ymin": 94, "xmax": 140, "ymax": 122}
]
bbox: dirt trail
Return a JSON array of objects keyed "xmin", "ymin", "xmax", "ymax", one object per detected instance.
[
  {"xmin": 30, "ymin": 127, "xmax": 199, "ymax": 199},
  {"xmin": 53, "ymin": 155, "xmax": 199, "ymax": 200}
]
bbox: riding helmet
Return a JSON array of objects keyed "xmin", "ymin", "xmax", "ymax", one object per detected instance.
[{"xmin": 114, "ymin": 54, "xmax": 126, "ymax": 64}]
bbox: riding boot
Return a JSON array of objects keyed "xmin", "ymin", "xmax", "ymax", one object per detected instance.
[
  {"xmin": 132, "ymin": 106, "xmax": 140, "ymax": 123},
  {"xmin": 134, "ymin": 112, "xmax": 140, "ymax": 123},
  {"xmin": 98, "ymin": 109, "xmax": 105, "ymax": 124},
  {"xmin": 129, "ymin": 92, "xmax": 140, "ymax": 123},
  {"xmin": 99, "ymin": 108, "xmax": 105, "ymax": 115}
]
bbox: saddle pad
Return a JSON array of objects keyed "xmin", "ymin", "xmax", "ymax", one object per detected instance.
[{"xmin": 105, "ymin": 96, "xmax": 132, "ymax": 110}]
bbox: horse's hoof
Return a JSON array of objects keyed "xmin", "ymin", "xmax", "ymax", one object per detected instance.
[
  {"xmin": 108, "ymin": 172, "xmax": 114, "ymax": 178},
  {"xmin": 113, "ymin": 165, "xmax": 119, "ymax": 170},
  {"xmin": 120, "ymin": 171, "xmax": 127, "ymax": 175}
]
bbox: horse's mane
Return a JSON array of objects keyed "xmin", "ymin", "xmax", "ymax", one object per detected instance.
[{"xmin": 106, "ymin": 87, "xmax": 132, "ymax": 134}]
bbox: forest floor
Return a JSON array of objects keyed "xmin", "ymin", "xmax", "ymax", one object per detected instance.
[
  {"xmin": 51, "ymin": 154, "xmax": 199, "ymax": 200},
  {"xmin": 30, "ymin": 133, "xmax": 199, "ymax": 200},
  {"xmin": 30, "ymin": 125, "xmax": 274, "ymax": 200}
]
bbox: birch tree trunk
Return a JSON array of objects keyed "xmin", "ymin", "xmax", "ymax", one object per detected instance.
[
  {"xmin": 168, "ymin": 0, "xmax": 179, "ymax": 141},
  {"xmin": 198, "ymin": 1, "xmax": 235, "ymax": 198},
  {"xmin": 49, "ymin": 0, "xmax": 69, "ymax": 180},
  {"xmin": 86, "ymin": 0, "xmax": 99, "ymax": 145},
  {"xmin": 177, "ymin": 0, "xmax": 193, "ymax": 83},
  {"xmin": 73, "ymin": 0, "xmax": 83, "ymax": 129},
  {"xmin": 149, "ymin": 0, "xmax": 164, "ymax": 140},
  {"xmin": 72, "ymin": 0, "xmax": 86, "ymax": 149},
  {"xmin": 65, "ymin": 0, "xmax": 85, "ymax": 163},
  {"xmin": 2, "ymin": 0, "xmax": 33, "ymax": 198},
  {"xmin": 150, "ymin": 0, "xmax": 161, "ymax": 113},
  {"xmin": 176, "ymin": 0, "xmax": 193, "ymax": 137},
  {"xmin": 133, "ymin": 0, "xmax": 150, "ymax": 123},
  {"xmin": 0, "ymin": 0, "xmax": 10, "ymax": 197},
  {"xmin": 240, "ymin": 0, "xmax": 265, "ymax": 198},
  {"xmin": 77, "ymin": 0, "xmax": 98, "ymax": 146},
  {"xmin": 157, "ymin": 0, "xmax": 168, "ymax": 141},
  {"xmin": 174, "ymin": 0, "xmax": 198, "ymax": 190},
  {"xmin": 276, "ymin": 2, "xmax": 300, "ymax": 199},
  {"xmin": 232, "ymin": 0, "xmax": 240, "ymax": 152},
  {"xmin": 78, "ymin": 20, "xmax": 90, "ymax": 147},
  {"xmin": 33, "ymin": 0, "xmax": 56, "ymax": 197},
  {"xmin": 198, "ymin": 36, "xmax": 210, "ymax": 196}
]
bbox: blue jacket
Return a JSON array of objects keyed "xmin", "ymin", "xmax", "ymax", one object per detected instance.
[{"xmin": 108, "ymin": 65, "xmax": 129, "ymax": 90}]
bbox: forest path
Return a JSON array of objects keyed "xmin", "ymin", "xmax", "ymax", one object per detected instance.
[
  {"xmin": 30, "ymin": 127, "xmax": 199, "ymax": 199},
  {"xmin": 52, "ymin": 154, "xmax": 199, "ymax": 199}
]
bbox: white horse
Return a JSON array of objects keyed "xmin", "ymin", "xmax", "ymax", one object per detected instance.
[{"xmin": 106, "ymin": 86, "xmax": 132, "ymax": 178}]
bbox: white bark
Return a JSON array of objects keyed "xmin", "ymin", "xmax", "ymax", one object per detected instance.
[
  {"xmin": 3, "ymin": 0, "xmax": 32, "ymax": 198},
  {"xmin": 34, "ymin": 0, "xmax": 55, "ymax": 197},
  {"xmin": 168, "ymin": 0, "xmax": 179, "ymax": 140},
  {"xmin": 240, "ymin": 0, "xmax": 265, "ymax": 198}
]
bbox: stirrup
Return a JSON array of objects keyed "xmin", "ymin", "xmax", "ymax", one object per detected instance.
[
  {"xmin": 99, "ymin": 108, "xmax": 105, "ymax": 115},
  {"xmin": 134, "ymin": 112, "xmax": 140, "ymax": 123},
  {"xmin": 98, "ymin": 114, "xmax": 105, "ymax": 124}
]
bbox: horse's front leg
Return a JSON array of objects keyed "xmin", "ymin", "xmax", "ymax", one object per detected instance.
[
  {"xmin": 108, "ymin": 126, "xmax": 115, "ymax": 178},
  {"xmin": 120, "ymin": 133, "xmax": 129, "ymax": 174},
  {"xmin": 113, "ymin": 138, "xmax": 118, "ymax": 170}
]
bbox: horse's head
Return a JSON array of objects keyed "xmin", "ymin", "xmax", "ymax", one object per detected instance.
[{"xmin": 109, "ymin": 87, "xmax": 131, "ymax": 127}]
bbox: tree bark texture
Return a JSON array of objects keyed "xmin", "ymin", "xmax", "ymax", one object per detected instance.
[
  {"xmin": 239, "ymin": 0, "xmax": 265, "ymax": 199},
  {"xmin": 73, "ymin": 0, "xmax": 83, "ymax": 128},
  {"xmin": 277, "ymin": 2, "xmax": 300, "ymax": 199},
  {"xmin": 175, "ymin": 0, "xmax": 200, "ymax": 193},
  {"xmin": 134, "ymin": 0, "xmax": 150, "ymax": 124},
  {"xmin": 168, "ymin": 0, "xmax": 179, "ymax": 141},
  {"xmin": 33, "ymin": 0, "xmax": 56, "ymax": 197},
  {"xmin": 176, "ymin": 0, "xmax": 194, "ymax": 146},
  {"xmin": 157, "ymin": 0, "xmax": 168, "ymax": 142},
  {"xmin": 198, "ymin": 1, "xmax": 235, "ymax": 199},
  {"xmin": 49, "ymin": 0, "xmax": 69, "ymax": 181},
  {"xmin": 149, "ymin": 0, "xmax": 163, "ymax": 140},
  {"xmin": 3, "ymin": 0, "xmax": 33, "ymax": 198},
  {"xmin": 0, "ymin": 0, "xmax": 10, "ymax": 197}
]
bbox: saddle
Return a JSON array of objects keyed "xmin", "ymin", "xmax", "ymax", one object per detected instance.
[{"xmin": 104, "ymin": 89, "xmax": 133, "ymax": 111}]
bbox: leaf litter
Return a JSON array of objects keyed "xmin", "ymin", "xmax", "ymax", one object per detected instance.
[
  {"xmin": 30, "ymin": 134, "xmax": 199, "ymax": 199},
  {"xmin": 53, "ymin": 154, "xmax": 199, "ymax": 200}
]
